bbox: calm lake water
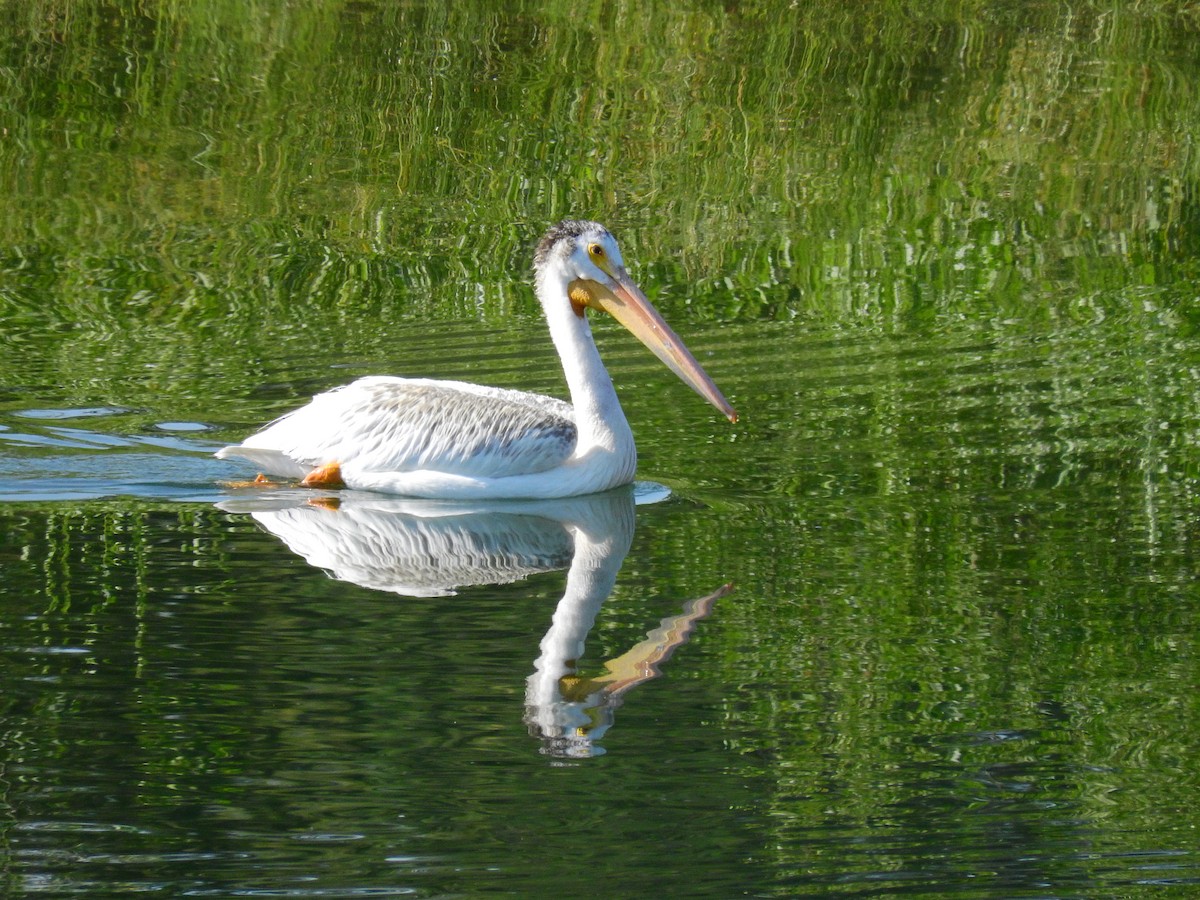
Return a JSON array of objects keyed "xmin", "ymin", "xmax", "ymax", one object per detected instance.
[{"xmin": 3, "ymin": 2, "xmax": 1199, "ymax": 896}]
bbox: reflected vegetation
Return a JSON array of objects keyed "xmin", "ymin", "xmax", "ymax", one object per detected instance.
[
  {"xmin": 2, "ymin": 1, "xmax": 1198, "ymax": 356},
  {"xmin": 219, "ymin": 485, "xmax": 727, "ymax": 758}
]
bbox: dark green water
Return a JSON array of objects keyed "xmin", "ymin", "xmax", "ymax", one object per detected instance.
[{"xmin": 2, "ymin": 2, "xmax": 1199, "ymax": 896}]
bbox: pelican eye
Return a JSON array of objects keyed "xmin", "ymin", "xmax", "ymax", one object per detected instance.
[{"xmin": 587, "ymin": 243, "xmax": 605, "ymax": 260}]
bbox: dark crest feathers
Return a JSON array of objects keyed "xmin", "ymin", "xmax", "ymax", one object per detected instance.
[{"xmin": 534, "ymin": 220, "xmax": 611, "ymax": 270}]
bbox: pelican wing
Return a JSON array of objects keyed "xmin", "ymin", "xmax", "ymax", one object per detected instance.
[{"xmin": 218, "ymin": 376, "xmax": 577, "ymax": 480}]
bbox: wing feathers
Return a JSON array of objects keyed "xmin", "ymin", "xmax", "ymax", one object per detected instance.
[{"xmin": 219, "ymin": 377, "xmax": 577, "ymax": 481}]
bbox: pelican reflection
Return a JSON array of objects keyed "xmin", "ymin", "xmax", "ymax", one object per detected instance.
[{"xmin": 218, "ymin": 485, "xmax": 728, "ymax": 757}]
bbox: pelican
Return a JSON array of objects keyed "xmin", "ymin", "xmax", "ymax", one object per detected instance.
[{"xmin": 216, "ymin": 220, "xmax": 737, "ymax": 499}]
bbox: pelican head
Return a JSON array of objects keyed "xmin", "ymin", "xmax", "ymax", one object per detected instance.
[{"xmin": 534, "ymin": 220, "xmax": 738, "ymax": 423}]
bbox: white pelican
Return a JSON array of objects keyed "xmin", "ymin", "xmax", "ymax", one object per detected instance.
[{"xmin": 216, "ymin": 220, "xmax": 737, "ymax": 499}]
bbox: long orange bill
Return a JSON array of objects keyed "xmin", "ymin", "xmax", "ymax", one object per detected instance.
[{"xmin": 573, "ymin": 271, "xmax": 738, "ymax": 423}]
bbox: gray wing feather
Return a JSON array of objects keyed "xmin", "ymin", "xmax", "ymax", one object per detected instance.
[{"xmin": 220, "ymin": 377, "xmax": 577, "ymax": 479}]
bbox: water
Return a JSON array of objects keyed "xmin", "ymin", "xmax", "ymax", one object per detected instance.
[
  {"xmin": 4, "ymin": 318, "xmax": 1197, "ymax": 895},
  {"xmin": 3, "ymin": 1, "xmax": 1200, "ymax": 896}
]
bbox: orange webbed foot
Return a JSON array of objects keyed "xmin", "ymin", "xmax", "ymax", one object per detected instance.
[
  {"xmin": 222, "ymin": 473, "xmax": 284, "ymax": 489},
  {"xmin": 301, "ymin": 461, "xmax": 345, "ymax": 489}
]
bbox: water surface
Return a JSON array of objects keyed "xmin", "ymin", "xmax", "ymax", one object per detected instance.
[{"xmin": 2, "ymin": 1, "xmax": 1199, "ymax": 896}]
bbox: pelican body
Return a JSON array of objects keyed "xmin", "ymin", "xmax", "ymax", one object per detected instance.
[{"xmin": 216, "ymin": 220, "xmax": 737, "ymax": 499}]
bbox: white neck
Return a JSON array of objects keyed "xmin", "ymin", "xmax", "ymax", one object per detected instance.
[{"xmin": 538, "ymin": 271, "xmax": 635, "ymax": 462}]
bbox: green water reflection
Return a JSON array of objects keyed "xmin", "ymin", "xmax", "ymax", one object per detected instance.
[{"xmin": 2, "ymin": 0, "xmax": 1199, "ymax": 895}]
